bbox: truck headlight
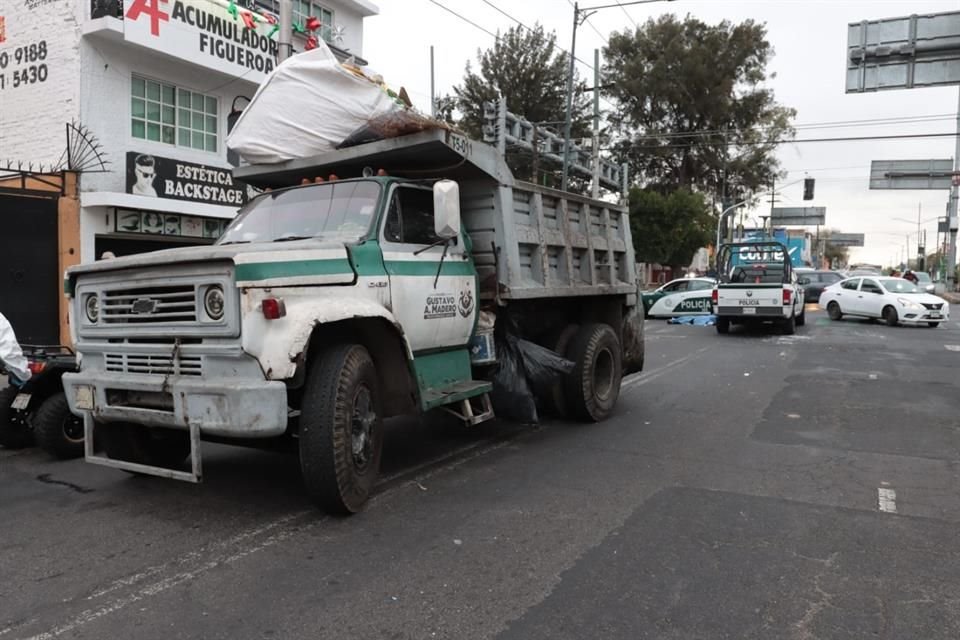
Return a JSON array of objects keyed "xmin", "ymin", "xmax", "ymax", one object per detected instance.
[
  {"xmin": 84, "ymin": 294, "xmax": 99, "ymax": 323},
  {"xmin": 204, "ymin": 286, "xmax": 225, "ymax": 320}
]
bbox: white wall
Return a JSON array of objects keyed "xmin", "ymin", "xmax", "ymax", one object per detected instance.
[
  {"xmin": 328, "ymin": 1, "xmax": 365, "ymax": 56},
  {"xmin": 79, "ymin": 37, "xmax": 261, "ymax": 194},
  {"xmin": 0, "ymin": 0, "xmax": 83, "ymax": 166}
]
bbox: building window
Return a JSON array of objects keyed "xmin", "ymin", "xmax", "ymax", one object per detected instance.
[
  {"xmin": 292, "ymin": 1, "xmax": 333, "ymax": 42},
  {"xmin": 131, "ymin": 75, "xmax": 218, "ymax": 152}
]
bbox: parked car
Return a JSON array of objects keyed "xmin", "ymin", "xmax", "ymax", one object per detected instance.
[
  {"xmin": 0, "ymin": 345, "xmax": 84, "ymax": 458},
  {"xmin": 819, "ymin": 276, "xmax": 949, "ymax": 327},
  {"xmin": 796, "ymin": 270, "xmax": 844, "ymax": 303},
  {"xmin": 641, "ymin": 277, "xmax": 716, "ymax": 317}
]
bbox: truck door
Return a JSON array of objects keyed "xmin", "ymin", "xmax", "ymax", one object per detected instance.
[{"xmin": 380, "ymin": 185, "xmax": 477, "ymax": 353}]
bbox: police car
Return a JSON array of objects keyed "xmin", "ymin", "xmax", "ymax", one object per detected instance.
[{"xmin": 641, "ymin": 277, "xmax": 716, "ymax": 318}]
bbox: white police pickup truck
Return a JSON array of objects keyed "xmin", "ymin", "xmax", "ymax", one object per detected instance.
[{"xmin": 711, "ymin": 241, "xmax": 805, "ymax": 335}]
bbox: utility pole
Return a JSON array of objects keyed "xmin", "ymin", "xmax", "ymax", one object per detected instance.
[
  {"xmin": 950, "ymin": 86, "xmax": 960, "ymax": 290},
  {"xmin": 561, "ymin": 3, "xmax": 581, "ymax": 193},
  {"xmin": 430, "ymin": 45, "xmax": 436, "ymax": 118},
  {"xmin": 278, "ymin": 0, "xmax": 293, "ymax": 62},
  {"xmin": 591, "ymin": 48, "xmax": 601, "ymax": 198}
]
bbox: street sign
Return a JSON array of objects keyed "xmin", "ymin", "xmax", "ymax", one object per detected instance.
[
  {"xmin": 826, "ymin": 233, "xmax": 865, "ymax": 248},
  {"xmin": 869, "ymin": 159, "xmax": 954, "ymax": 190},
  {"xmin": 846, "ymin": 11, "xmax": 960, "ymax": 93},
  {"xmin": 771, "ymin": 207, "xmax": 826, "ymax": 226}
]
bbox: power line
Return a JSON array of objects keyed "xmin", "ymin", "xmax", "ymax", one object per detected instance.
[
  {"xmin": 427, "ymin": 0, "xmax": 499, "ymax": 38},
  {"xmin": 616, "ymin": 1, "xmax": 640, "ymax": 28},
  {"xmin": 613, "ymin": 113, "xmax": 957, "ymax": 142},
  {"xmin": 605, "ymin": 131, "xmax": 960, "ymax": 151}
]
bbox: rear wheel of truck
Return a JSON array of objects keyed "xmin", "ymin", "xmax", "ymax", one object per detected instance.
[
  {"xmin": 564, "ymin": 324, "xmax": 622, "ymax": 422},
  {"xmin": 299, "ymin": 343, "xmax": 383, "ymax": 515},
  {"xmin": 781, "ymin": 313, "xmax": 796, "ymax": 335},
  {"xmin": 101, "ymin": 423, "xmax": 190, "ymax": 469},
  {"xmin": 716, "ymin": 317, "xmax": 730, "ymax": 334},
  {"xmin": 34, "ymin": 392, "xmax": 84, "ymax": 459},
  {"xmin": 796, "ymin": 306, "xmax": 806, "ymax": 326},
  {"xmin": 544, "ymin": 323, "xmax": 579, "ymax": 418},
  {"xmin": 0, "ymin": 386, "xmax": 33, "ymax": 449}
]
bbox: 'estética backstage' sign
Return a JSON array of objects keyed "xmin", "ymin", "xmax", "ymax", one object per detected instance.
[{"xmin": 126, "ymin": 152, "xmax": 247, "ymax": 206}]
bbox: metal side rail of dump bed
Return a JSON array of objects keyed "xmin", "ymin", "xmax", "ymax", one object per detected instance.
[{"xmin": 234, "ymin": 130, "xmax": 636, "ymax": 303}]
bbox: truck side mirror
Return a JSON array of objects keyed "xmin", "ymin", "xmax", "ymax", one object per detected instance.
[{"xmin": 433, "ymin": 180, "xmax": 461, "ymax": 240}]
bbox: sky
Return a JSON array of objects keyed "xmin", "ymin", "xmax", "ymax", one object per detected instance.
[{"xmin": 362, "ymin": 0, "xmax": 960, "ymax": 267}]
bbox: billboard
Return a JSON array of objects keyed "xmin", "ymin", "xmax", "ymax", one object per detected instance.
[
  {"xmin": 771, "ymin": 207, "xmax": 826, "ymax": 226},
  {"xmin": 826, "ymin": 233, "xmax": 865, "ymax": 248},
  {"xmin": 869, "ymin": 159, "xmax": 954, "ymax": 190},
  {"xmin": 846, "ymin": 11, "xmax": 960, "ymax": 93}
]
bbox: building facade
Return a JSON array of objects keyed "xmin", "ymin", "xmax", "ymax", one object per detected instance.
[{"xmin": 0, "ymin": 0, "xmax": 377, "ymax": 342}]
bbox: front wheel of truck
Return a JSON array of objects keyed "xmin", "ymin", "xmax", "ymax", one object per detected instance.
[
  {"xmin": 564, "ymin": 324, "xmax": 622, "ymax": 422},
  {"xmin": 299, "ymin": 343, "xmax": 383, "ymax": 515}
]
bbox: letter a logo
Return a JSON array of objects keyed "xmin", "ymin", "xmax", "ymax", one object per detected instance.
[{"xmin": 126, "ymin": 0, "xmax": 170, "ymax": 36}]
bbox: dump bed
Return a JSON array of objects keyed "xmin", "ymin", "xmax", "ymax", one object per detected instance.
[{"xmin": 234, "ymin": 129, "xmax": 637, "ymax": 302}]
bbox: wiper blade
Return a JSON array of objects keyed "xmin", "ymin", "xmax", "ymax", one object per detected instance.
[
  {"xmin": 219, "ymin": 240, "xmax": 251, "ymax": 245},
  {"xmin": 274, "ymin": 235, "xmax": 314, "ymax": 242}
]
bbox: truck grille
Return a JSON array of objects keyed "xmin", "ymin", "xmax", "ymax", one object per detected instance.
[
  {"xmin": 102, "ymin": 286, "xmax": 197, "ymax": 324},
  {"xmin": 104, "ymin": 353, "xmax": 203, "ymax": 376}
]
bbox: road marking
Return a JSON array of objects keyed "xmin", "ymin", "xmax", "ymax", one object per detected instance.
[
  {"xmin": 14, "ymin": 434, "xmax": 519, "ymax": 640},
  {"xmin": 621, "ymin": 346, "xmax": 711, "ymax": 389},
  {"xmin": 878, "ymin": 487, "xmax": 897, "ymax": 513},
  {"xmin": 945, "ymin": 345, "xmax": 960, "ymax": 352}
]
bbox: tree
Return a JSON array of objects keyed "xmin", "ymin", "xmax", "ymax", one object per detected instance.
[
  {"xmin": 628, "ymin": 187, "xmax": 715, "ymax": 268},
  {"xmin": 602, "ymin": 15, "xmax": 796, "ymax": 203},
  {"xmin": 452, "ymin": 23, "xmax": 590, "ymax": 183}
]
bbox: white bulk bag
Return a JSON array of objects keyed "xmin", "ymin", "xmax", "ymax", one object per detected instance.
[{"xmin": 226, "ymin": 40, "xmax": 403, "ymax": 164}]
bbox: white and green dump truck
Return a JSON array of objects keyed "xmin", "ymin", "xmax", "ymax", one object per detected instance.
[{"xmin": 63, "ymin": 129, "xmax": 644, "ymax": 512}]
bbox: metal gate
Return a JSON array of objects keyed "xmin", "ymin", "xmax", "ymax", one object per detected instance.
[{"xmin": 0, "ymin": 194, "xmax": 60, "ymax": 344}]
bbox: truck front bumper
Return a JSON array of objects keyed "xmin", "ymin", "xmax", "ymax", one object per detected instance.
[{"xmin": 62, "ymin": 370, "xmax": 288, "ymax": 438}]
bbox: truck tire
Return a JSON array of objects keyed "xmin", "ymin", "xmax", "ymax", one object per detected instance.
[
  {"xmin": 796, "ymin": 305, "xmax": 806, "ymax": 326},
  {"xmin": 564, "ymin": 324, "xmax": 622, "ymax": 422},
  {"xmin": 781, "ymin": 313, "xmax": 796, "ymax": 335},
  {"xmin": 716, "ymin": 318, "xmax": 730, "ymax": 334},
  {"xmin": 0, "ymin": 386, "xmax": 33, "ymax": 449},
  {"xmin": 544, "ymin": 323, "xmax": 579, "ymax": 418},
  {"xmin": 33, "ymin": 392, "xmax": 84, "ymax": 459},
  {"xmin": 101, "ymin": 422, "xmax": 191, "ymax": 468},
  {"xmin": 299, "ymin": 343, "xmax": 383, "ymax": 514}
]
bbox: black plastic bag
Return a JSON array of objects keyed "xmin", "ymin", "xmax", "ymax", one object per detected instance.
[{"xmin": 490, "ymin": 331, "xmax": 574, "ymax": 425}]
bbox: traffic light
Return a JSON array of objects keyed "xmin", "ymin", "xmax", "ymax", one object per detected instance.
[{"xmin": 803, "ymin": 178, "xmax": 815, "ymax": 201}]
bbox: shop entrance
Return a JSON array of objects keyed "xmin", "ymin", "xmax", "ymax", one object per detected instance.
[
  {"xmin": 95, "ymin": 233, "xmax": 214, "ymax": 259},
  {"xmin": 0, "ymin": 194, "xmax": 60, "ymax": 344}
]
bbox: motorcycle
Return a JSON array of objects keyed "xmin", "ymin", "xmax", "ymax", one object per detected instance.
[{"xmin": 0, "ymin": 345, "xmax": 84, "ymax": 459}]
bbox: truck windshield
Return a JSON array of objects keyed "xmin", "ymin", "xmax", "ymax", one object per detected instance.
[{"xmin": 218, "ymin": 181, "xmax": 381, "ymax": 245}]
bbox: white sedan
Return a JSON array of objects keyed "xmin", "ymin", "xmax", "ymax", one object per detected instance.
[
  {"xmin": 819, "ymin": 276, "xmax": 950, "ymax": 327},
  {"xmin": 641, "ymin": 277, "xmax": 716, "ymax": 318}
]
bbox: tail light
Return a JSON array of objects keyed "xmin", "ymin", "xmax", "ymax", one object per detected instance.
[
  {"xmin": 262, "ymin": 298, "xmax": 287, "ymax": 320},
  {"xmin": 782, "ymin": 289, "xmax": 792, "ymax": 305},
  {"xmin": 711, "ymin": 289, "xmax": 718, "ymax": 305},
  {"xmin": 28, "ymin": 361, "xmax": 46, "ymax": 375}
]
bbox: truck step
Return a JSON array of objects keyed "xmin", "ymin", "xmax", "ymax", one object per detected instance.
[
  {"xmin": 421, "ymin": 380, "xmax": 492, "ymax": 410},
  {"xmin": 440, "ymin": 391, "xmax": 495, "ymax": 427}
]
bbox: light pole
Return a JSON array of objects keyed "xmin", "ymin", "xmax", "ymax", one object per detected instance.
[
  {"xmin": 715, "ymin": 198, "xmax": 751, "ymax": 256},
  {"xmin": 561, "ymin": 0, "xmax": 676, "ymax": 192}
]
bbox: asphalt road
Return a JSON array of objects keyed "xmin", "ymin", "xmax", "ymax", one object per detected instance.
[{"xmin": 3, "ymin": 306, "xmax": 960, "ymax": 639}]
